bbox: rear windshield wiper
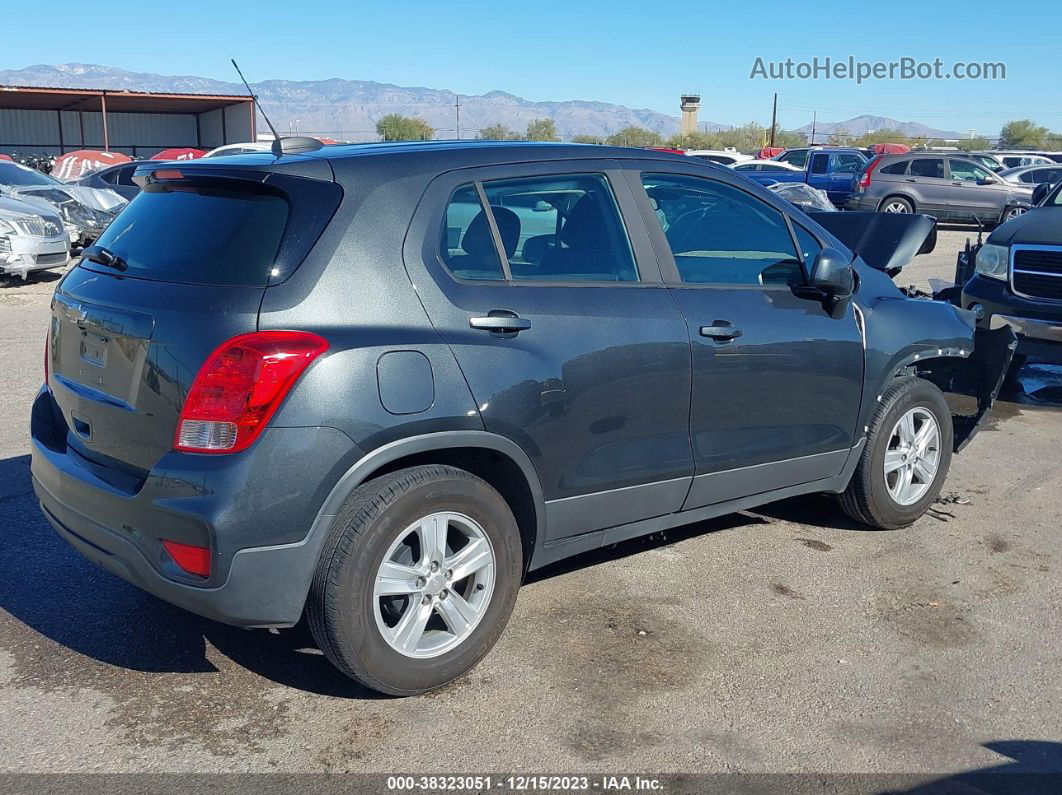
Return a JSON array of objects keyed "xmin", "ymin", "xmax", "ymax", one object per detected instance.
[{"xmin": 81, "ymin": 245, "xmax": 128, "ymax": 272}]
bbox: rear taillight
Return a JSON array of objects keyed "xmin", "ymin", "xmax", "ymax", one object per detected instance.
[
  {"xmin": 174, "ymin": 331, "xmax": 328, "ymax": 454},
  {"xmin": 162, "ymin": 539, "xmax": 211, "ymax": 578},
  {"xmin": 859, "ymin": 157, "xmax": 882, "ymax": 189}
]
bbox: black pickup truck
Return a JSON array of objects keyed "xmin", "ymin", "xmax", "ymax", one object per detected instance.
[{"xmin": 960, "ymin": 181, "xmax": 1062, "ymax": 366}]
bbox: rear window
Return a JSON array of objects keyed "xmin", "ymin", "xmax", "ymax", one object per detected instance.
[{"xmin": 91, "ymin": 184, "xmax": 289, "ymax": 286}]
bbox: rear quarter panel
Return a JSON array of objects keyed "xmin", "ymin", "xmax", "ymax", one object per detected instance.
[{"xmin": 258, "ymin": 159, "xmax": 482, "ymax": 454}]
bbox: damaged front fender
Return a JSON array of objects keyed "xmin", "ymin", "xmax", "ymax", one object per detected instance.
[{"xmin": 912, "ymin": 326, "xmax": 1017, "ymax": 451}]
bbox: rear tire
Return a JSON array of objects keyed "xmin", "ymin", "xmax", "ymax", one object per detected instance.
[
  {"xmin": 880, "ymin": 196, "xmax": 914, "ymax": 214},
  {"xmin": 839, "ymin": 377, "xmax": 953, "ymax": 529},
  {"xmin": 307, "ymin": 465, "xmax": 522, "ymax": 695}
]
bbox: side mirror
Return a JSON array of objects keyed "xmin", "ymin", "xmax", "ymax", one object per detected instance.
[
  {"xmin": 976, "ymin": 177, "xmax": 996, "ymax": 185},
  {"xmin": 810, "ymin": 247, "xmax": 854, "ymax": 298},
  {"xmin": 1033, "ymin": 181, "xmax": 1054, "ymax": 206}
]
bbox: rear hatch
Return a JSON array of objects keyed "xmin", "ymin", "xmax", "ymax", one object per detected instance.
[{"xmin": 46, "ymin": 162, "xmax": 341, "ymax": 481}]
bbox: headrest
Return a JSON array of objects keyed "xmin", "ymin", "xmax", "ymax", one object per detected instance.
[
  {"xmin": 462, "ymin": 206, "xmax": 520, "ymax": 258},
  {"xmin": 560, "ymin": 194, "xmax": 612, "ymax": 251}
]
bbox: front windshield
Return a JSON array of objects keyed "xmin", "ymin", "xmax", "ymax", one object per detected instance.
[{"xmin": 0, "ymin": 162, "xmax": 61, "ymax": 188}]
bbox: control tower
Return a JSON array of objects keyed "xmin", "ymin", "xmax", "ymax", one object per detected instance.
[{"xmin": 680, "ymin": 93, "xmax": 701, "ymax": 137}]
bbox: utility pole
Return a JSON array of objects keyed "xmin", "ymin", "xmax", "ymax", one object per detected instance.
[
  {"xmin": 769, "ymin": 92, "xmax": 778, "ymax": 147},
  {"xmin": 811, "ymin": 111, "xmax": 817, "ymax": 146},
  {"xmin": 455, "ymin": 95, "xmax": 461, "ymax": 140}
]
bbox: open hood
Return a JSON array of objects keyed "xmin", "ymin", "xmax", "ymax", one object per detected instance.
[{"xmin": 807, "ymin": 211, "xmax": 937, "ymax": 276}]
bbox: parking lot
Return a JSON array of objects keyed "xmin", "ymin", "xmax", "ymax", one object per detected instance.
[{"xmin": 1, "ymin": 228, "xmax": 1060, "ymax": 779}]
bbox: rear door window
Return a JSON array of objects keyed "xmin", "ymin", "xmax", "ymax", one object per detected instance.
[
  {"xmin": 910, "ymin": 159, "xmax": 945, "ymax": 178},
  {"xmin": 440, "ymin": 184, "xmax": 505, "ymax": 280},
  {"xmin": 810, "ymin": 154, "xmax": 830, "ymax": 174},
  {"xmin": 834, "ymin": 154, "xmax": 865, "ymax": 173},
  {"xmin": 90, "ymin": 184, "xmax": 289, "ymax": 286},
  {"xmin": 439, "ymin": 174, "xmax": 638, "ymax": 283}
]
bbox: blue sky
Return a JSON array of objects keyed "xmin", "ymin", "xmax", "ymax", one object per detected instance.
[{"xmin": 2, "ymin": 0, "xmax": 1058, "ymax": 136}]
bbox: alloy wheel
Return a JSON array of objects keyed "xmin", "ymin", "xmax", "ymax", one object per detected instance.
[
  {"xmin": 373, "ymin": 511, "xmax": 496, "ymax": 658},
  {"xmin": 883, "ymin": 201, "xmax": 911, "ymax": 213},
  {"xmin": 883, "ymin": 408, "xmax": 941, "ymax": 506}
]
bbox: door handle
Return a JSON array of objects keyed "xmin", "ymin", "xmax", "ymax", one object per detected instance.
[
  {"xmin": 904, "ymin": 178, "xmax": 917, "ymax": 182},
  {"xmin": 469, "ymin": 312, "xmax": 532, "ymax": 333},
  {"xmin": 700, "ymin": 321, "xmax": 742, "ymax": 340}
]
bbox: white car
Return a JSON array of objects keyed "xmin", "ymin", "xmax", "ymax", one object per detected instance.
[
  {"xmin": 0, "ymin": 196, "xmax": 71, "ymax": 280},
  {"xmin": 685, "ymin": 149, "xmax": 753, "ymax": 166},
  {"xmin": 203, "ymin": 142, "xmax": 275, "ymax": 158},
  {"xmin": 989, "ymin": 152, "xmax": 1055, "ymax": 169},
  {"xmin": 731, "ymin": 159, "xmax": 805, "ymax": 173}
]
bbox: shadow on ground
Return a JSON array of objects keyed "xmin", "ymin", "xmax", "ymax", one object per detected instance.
[
  {"xmin": 0, "ymin": 453, "xmax": 384, "ymax": 699},
  {"xmin": 884, "ymin": 740, "xmax": 1062, "ymax": 794}
]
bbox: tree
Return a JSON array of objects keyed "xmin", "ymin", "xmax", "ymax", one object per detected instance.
[
  {"xmin": 478, "ymin": 124, "xmax": 518, "ymax": 141},
  {"xmin": 827, "ymin": 127, "xmax": 853, "ymax": 146},
  {"xmin": 999, "ymin": 119, "xmax": 1050, "ymax": 149},
  {"xmin": 605, "ymin": 126, "xmax": 663, "ymax": 148},
  {"xmin": 773, "ymin": 127, "xmax": 807, "ymax": 149},
  {"xmin": 526, "ymin": 118, "xmax": 559, "ymax": 142},
  {"xmin": 956, "ymin": 137, "xmax": 991, "ymax": 151},
  {"xmin": 571, "ymin": 134, "xmax": 605, "ymax": 145},
  {"xmin": 665, "ymin": 130, "xmax": 719, "ymax": 150},
  {"xmin": 850, "ymin": 128, "xmax": 914, "ymax": 149},
  {"xmin": 376, "ymin": 114, "xmax": 434, "ymax": 141}
]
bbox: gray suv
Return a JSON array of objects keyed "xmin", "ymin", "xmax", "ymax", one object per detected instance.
[
  {"xmin": 31, "ymin": 141, "xmax": 1012, "ymax": 695},
  {"xmin": 850, "ymin": 153, "xmax": 1034, "ymax": 225}
]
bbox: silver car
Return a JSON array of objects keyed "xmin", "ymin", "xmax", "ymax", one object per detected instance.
[
  {"xmin": 998, "ymin": 163, "xmax": 1062, "ymax": 186},
  {"xmin": 0, "ymin": 196, "xmax": 70, "ymax": 280},
  {"xmin": 848, "ymin": 153, "xmax": 1034, "ymax": 225}
]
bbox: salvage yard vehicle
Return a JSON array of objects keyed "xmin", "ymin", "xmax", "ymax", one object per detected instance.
[
  {"xmin": 731, "ymin": 159, "xmax": 805, "ymax": 173},
  {"xmin": 849, "ymin": 153, "xmax": 1034, "ymax": 224},
  {"xmin": 685, "ymin": 149, "xmax": 753, "ymax": 165},
  {"xmin": 746, "ymin": 148, "xmax": 868, "ymax": 205},
  {"xmin": 0, "ymin": 196, "xmax": 70, "ymax": 280},
  {"xmin": 961, "ymin": 179, "xmax": 1062, "ymax": 365},
  {"xmin": 997, "ymin": 163, "xmax": 1062, "ymax": 186},
  {"xmin": 766, "ymin": 181, "xmax": 837, "ymax": 213},
  {"xmin": 0, "ymin": 161, "xmax": 124, "ymax": 246},
  {"xmin": 32, "ymin": 141, "xmax": 1013, "ymax": 696},
  {"xmin": 73, "ymin": 161, "xmax": 145, "ymax": 201}
]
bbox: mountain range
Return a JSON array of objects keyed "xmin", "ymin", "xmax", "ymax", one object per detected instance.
[
  {"xmin": 0, "ymin": 64, "xmax": 963, "ymax": 142},
  {"xmin": 795, "ymin": 114, "xmax": 961, "ymax": 141}
]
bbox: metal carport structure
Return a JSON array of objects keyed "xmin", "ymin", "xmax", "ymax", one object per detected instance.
[{"xmin": 0, "ymin": 85, "xmax": 256, "ymax": 158}]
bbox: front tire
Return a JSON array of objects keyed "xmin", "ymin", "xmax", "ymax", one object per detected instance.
[
  {"xmin": 840, "ymin": 377, "xmax": 953, "ymax": 529},
  {"xmin": 307, "ymin": 465, "xmax": 522, "ymax": 695}
]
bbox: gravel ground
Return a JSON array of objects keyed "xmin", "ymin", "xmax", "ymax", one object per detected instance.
[{"xmin": 1, "ymin": 233, "xmax": 1059, "ymax": 783}]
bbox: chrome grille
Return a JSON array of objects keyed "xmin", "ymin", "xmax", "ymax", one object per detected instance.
[{"xmin": 1012, "ymin": 245, "xmax": 1062, "ymax": 301}]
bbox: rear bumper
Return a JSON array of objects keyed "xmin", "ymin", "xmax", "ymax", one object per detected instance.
[{"xmin": 30, "ymin": 387, "xmax": 360, "ymax": 627}]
